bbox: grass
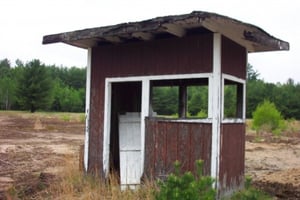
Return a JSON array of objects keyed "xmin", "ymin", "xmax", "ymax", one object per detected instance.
[
  {"xmin": 35, "ymin": 157, "xmax": 271, "ymax": 200},
  {"xmin": 246, "ymin": 119, "xmax": 300, "ymax": 136},
  {"xmin": 0, "ymin": 110, "xmax": 85, "ymax": 123},
  {"xmin": 35, "ymin": 157, "xmax": 156, "ymax": 199},
  {"xmin": 2, "ymin": 111, "xmax": 297, "ymax": 199},
  {"xmin": 35, "ymin": 159, "xmax": 271, "ymax": 200},
  {"xmin": 229, "ymin": 177, "xmax": 272, "ymax": 200}
]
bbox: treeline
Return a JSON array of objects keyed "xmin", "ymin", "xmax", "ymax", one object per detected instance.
[
  {"xmin": 152, "ymin": 64, "xmax": 300, "ymax": 120},
  {"xmin": 1, "ymin": 58, "xmax": 299, "ymax": 119},
  {"xmin": 0, "ymin": 58, "xmax": 86, "ymax": 112},
  {"xmin": 246, "ymin": 64, "xmax": 300, "ymax": 119}
]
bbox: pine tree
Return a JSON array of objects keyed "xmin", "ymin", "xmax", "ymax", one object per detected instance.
[{"xmin": 17, "ymin": 59, "xmax": 53, "ymax": 113}]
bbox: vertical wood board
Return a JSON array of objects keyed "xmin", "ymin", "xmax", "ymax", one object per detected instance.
[
  {"xmin": 219, "ymin": 123, "xmax": 245, "ymax": 195},
  {"xmin": 144, "ymin": 118, "xmax": 212, "ymax": 179}
]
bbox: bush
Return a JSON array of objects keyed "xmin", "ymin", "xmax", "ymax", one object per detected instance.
[
  {"xmin": 230, "ymin": 176, "xmax": 271, "ymax": 200},
  {"xmin": 252, "ymin": 100, "xmax": 285, "ymax": 135},
  {"xmin": 155, "ymin": 160, "xmax": 216, "ymax": 200}
]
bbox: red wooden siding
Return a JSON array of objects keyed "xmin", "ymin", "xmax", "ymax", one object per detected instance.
[
  {"xmin": 144, "ymin": 118, "xmax": 212, "ymax": 180},
  {"xmin": 87, "ymin": 65, "xmax": 105, "ymax": 175},
  {"xmin": 87, "ymin": 33, "xmax": 214, "ymax": 175},
  {"xmin": 221, "ymin": 36, "xmax": 247, "ymax": 79},
  {"xmin": 92, "ymin": 34, "xmax": 213, "ymax": 78},
  {"xmin": 219, "ymin": 123, "xmax": 245, "ymax": 195}
]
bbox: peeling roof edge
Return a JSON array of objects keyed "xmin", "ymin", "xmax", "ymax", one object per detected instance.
[{"xmin": 42, "ymin": 11, "xmax": 289, "ymax": 52}]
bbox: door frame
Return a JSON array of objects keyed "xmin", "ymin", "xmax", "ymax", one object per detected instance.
[{"xmin": 103, "ymin": 77, "xmax": 150, "ymax": 178}]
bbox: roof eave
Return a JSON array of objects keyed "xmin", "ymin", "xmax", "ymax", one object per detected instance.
[{"xmin": 42, "ymin": 11, "xmax": 289, "ymax": 52}]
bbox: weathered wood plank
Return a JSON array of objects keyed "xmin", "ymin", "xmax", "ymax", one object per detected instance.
[
  {"xmin": 165, "ymin": 122, "xmax": 178, "ymax": 174},
  {"xmin": 43, "ymin": 11, "xmax": 289, "ymax": 52},
  {"xmin": 219, "ymin": 123, "xmax": 245, "ymax": 195},
  {"xmin": 155, "ymin": 121, "xmax": 166, "ymax": 178},
  {"xmin": 144, "ymin": 118, "xmax": 156, "ymax": 179},
  {"xmin": 177, "ymin": 123, "xmax": 189, "ymax": 172}
]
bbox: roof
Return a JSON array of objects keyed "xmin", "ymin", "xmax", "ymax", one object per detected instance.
[{"xmin": 42, "ymin": 11, "xmax": 289, "ymax": 53}]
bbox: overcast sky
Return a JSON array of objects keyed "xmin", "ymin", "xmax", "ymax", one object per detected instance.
[{"xmin": 0, "ymin": 0, "xmax": 299, "ymax": 83}]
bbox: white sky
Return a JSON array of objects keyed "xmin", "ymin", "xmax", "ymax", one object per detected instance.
[{"xmin": 0, "ymin": 0, "xmax": 299, "ymax": 83}]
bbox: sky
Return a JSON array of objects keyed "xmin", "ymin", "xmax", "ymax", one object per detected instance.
[{"xmin": 0, "ymin": 0, "xmax": 299, "ymax": 83}]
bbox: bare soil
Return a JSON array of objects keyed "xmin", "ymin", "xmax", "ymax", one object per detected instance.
[
  {"xmin": 0, "ymin": 112, "xmax": 300, "ymax": 199},
  {"xmin": 0, "ymin": 112, "xmax": 84, "ymax": 199},
  {"xmin": 246, "ymin": 130, "xmax": 300, "ymax": 199}
]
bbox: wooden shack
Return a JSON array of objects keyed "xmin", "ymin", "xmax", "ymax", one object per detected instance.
[{"xmin": 43, "ymin": 11, "xmax": 289, "ymax": 197}]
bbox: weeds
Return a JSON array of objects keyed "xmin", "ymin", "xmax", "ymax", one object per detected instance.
[
  {"xmin": 60, "ymin": 114, "xmax": 71, "ymax": 122},
  {"xmin": 38, "ymin": 157, "xmax": 155, "ymax": 200},
  {"xmin": 230, "ymin": 176, "xmax": 271, "ymax": 200}
]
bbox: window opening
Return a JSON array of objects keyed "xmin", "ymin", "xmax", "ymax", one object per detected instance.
[
  {"xmin": 151, "ymin": 86, "xmax": 179, "ymax": 118},
  {"xmin": 187, "ymin": 85, "xmax": 208, "ymax": 118},
  {"xmin": 223, "ymin": 79, "xmax": 244, "ymax": 119},
  {"xmin": 150, "ymin": 78, "xmax": 208, "ymax": 119}
]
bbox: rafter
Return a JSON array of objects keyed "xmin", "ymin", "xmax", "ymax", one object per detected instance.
[
  {"xmin": 104, "ymin": 35, "xmax": 122, "ymax": 43},
  {"xmin": 132, "ymin": 32, "xmax": 154, "ymax": 41},
  {"xmin": 162, "ymin": 23, "xmax": 186, "ymax": 37}
]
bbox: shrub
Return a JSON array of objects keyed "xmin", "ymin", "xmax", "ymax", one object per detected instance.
[
  {"xmin": 230, "ymin": 176, "xmax": 271, "ymax": 200},
  {"xmin": 252, "ymin": 100, "xmax": 285, "ymax": 135},
  {"xmin": 155, "ymin": 160, "xmax": 216, "ymax": 200}
]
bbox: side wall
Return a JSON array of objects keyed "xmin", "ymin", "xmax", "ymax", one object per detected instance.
[
  {"xmin": 88, "ymin": 34, "xmax": 214, "ymax": 175},
  {"xmin": 144, "ymin": 119, "xmax": 212, "ymax": 179},
  {"xmin": 221, "ymin": 36, "xmax": 247, "ymax": 79},
  {"xmin": 219, "ymin": 123, "xmax": 245, "ymax": 196}
]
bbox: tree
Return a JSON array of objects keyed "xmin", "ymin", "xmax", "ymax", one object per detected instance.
[
  {"xmin": 187, "ymin": 86, "xmax": 208, "ymax": 116},
  {"xmin": 252, "ymin": 100, "xmax": 285, "ymax": 133},
  {"xmin": 246, "ymin": 63, "xmax": 260, "ymax": 81},
  {"xmin": 0, "ymin": 59, "xmax": 17, "ymax": 110},
  {"xmin": 17, "ymin": 59, "xmax": 53, "ymax": 112},
  {"xmin": 0, "ymin": 58, "xmax": 11, "ymax": 78},
  {"xmin": 152, "ymin": 86, "xmax": 178, "ymax": 115}
]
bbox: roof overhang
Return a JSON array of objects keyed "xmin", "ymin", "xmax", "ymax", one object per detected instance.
[{"xmin": 42, "ymin": 11, "xmax": 289, "ymax": 53}]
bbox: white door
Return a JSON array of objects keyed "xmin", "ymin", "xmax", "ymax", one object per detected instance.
[{"xmin": 119, "ymin": 112, "xmax": 141, "ymax": 189}]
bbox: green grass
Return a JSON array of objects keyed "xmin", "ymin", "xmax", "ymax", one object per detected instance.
[{"xmin": 0, "ymin": 110, "xmax": 85, "ymax": 123}]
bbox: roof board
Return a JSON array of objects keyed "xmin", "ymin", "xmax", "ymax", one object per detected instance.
[{"xmin": 42, "ymin": 11, "xmax": 289, "ymax": 53}]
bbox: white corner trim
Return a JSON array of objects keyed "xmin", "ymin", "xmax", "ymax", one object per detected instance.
[
  {"xmin": 243, "ymin": 82, "xmax": 246, "ymax": 120},
  {"xmin": 141, "ymin": 79, "xmax": 150, "ymax": 175},
  {"xmin": 103, "ymin": 80, "xmax": 112, "ymax": 177},
  {"xmin": 211, "ymin": 33, "xmax": 222, "ymax": 188},
  {"xmin": 84, "ymin": 48, "xmax": 92, "ymax": 172}
]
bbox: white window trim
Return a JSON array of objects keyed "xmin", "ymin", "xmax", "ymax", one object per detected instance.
[
  {"xmin": 151, "ymin": 118, "xmax": 213, "ymax": 123},
  {"xmin": 103, "ymin": 73, "xmax": 213, "ymax": 177},
  {"xmin": 221, "ymin": 73, "xmax": 246, "ymax": 123}
]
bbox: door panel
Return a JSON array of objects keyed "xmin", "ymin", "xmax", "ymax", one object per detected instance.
[{"xmin": 119, "ymin": 112, "xmax": 141, "ymax": 188}]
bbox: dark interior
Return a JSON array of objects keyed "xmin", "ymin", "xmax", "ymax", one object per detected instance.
[{"xmin": 109, "ymin": 81, "xmax": 142, "ymax": 177}]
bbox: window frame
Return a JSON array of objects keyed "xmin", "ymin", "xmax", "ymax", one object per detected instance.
[{"xmin": 221, "ymin": 74, "xmax": 246, "ymax": 123}]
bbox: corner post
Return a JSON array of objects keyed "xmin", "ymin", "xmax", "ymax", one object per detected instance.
[
  {"xmin": 84, "ymin": 48, "xmax": 92, "ymax": 172},
  {"xmin": 211, "ymin": 33, "xmax": 222, "ymax": 190}
]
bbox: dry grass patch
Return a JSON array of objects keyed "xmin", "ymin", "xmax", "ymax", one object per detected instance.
[{"xmin": 38, "ymin": 157, "xmax": 156, "ymax": 200}]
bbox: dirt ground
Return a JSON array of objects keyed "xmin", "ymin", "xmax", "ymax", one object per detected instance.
[
  {"xmin": 0, "ymin": 112, "xmax": 85, "ymax": 199},
  {"xmin": 245, "ymin": 130, "xmax": 300, "ymax": 199},
  {"xmin": 0, "ymin": 112, "xmax": 300, "ymax": 199}
]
